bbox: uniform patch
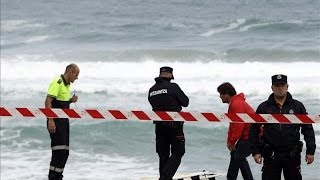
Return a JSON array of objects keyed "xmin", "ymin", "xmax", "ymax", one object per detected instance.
[
  {"xmin": 57, "ymin": 79, "xmax": 62, "ymax": 84},
  {"xmin": 289, "ymin": 109, "xmax": 294, "ymax": 114},
  {"xmin": 277, "ymin": 75, "xmax": 282, "ymax": 79},
  {"xmin": 149, "ymin": 89, "xmax": 167, "ymax": 97}
]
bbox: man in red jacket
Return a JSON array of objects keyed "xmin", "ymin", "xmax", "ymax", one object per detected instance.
[{"xmin": 217, "ymin": 82, "xmax": 254, "ymax": 180}]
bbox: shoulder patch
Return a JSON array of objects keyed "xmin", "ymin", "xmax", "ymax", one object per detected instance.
[{"xmin": 57, "ymin": 79, "xmax": 62, "ymax": 84}]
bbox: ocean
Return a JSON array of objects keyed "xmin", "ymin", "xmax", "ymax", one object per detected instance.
[{"xmin": 1, "ymin": 0, "xmax": 319, "ymax": 179}]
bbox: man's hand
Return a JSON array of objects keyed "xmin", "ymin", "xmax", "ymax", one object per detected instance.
[
  {"xmin": 227, "ymin": 143, "xmax": 235, "ymax": 151},
  {"xmin": 70, "ymin": 94, "xmax": 78, "ymax": 103},
  {"xmin": 47, "ymin": 118, "xmax": 56, "ymax": 133},
  {"xmin": 305, "ymin": 154, "xmax": 314, "ymax": 164},
  {"xmin": 254, "ymin": 154, "xmax": 263, "ymax": 164}
]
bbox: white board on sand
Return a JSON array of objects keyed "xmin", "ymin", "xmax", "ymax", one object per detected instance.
[{"xmin": 141, "ymin": 170, "xmax": 223, "ymax": 180}]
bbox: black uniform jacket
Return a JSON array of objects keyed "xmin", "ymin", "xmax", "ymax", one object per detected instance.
[
  {"xmin": 148, "ymin": 77, "xmax": 189, "ymax": 112},
  {"xmin": 249, "ymin": 92, "xmax": 316, "ymax": 156}
]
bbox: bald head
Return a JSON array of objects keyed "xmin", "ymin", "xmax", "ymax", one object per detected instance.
[
  {"xmin": 64, "ymin": 63, "xmax": 80, "ymax": 83},
  {"xmin": 65, "ymin": 63, "xmax": 79, "ymax": 73}
]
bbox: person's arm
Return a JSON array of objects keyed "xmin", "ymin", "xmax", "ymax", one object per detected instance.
[
  {"xmin": 45, "ymin": 96, "xmax": 53, "ymax": 109},
  {"xmin": 45, "ymin": 96, "xmax": 56, "ymax": 133},
  {"xmin": 173, "ymin": 83, "xmax": 189, "ymax": 107},
  {"xmin": 296, "ymin": 101, "xmax": 316, "ymax": 164},
  {"xmin": 249, "ymin": 105, "xmax": 264, "ymax": 163},
  {"xmin": 69, "ymin": 94, "xmax": 78, "ymax": 103},
  {"xmin": 228, "ymin": 123, "xmax": 245, "ymax": 150},
  {"xmin": 249, "ymin": 123, "xmax": 263, "ymax": 163},
  {"xmin": 46, "ymin": 78, "xmax": 61, "ymax": 133},
  {"xmin": 301, "ymin": 123, "xmax": 316, "ymax": 164},
  {"xmin": 228, "ymin": 100, "xmax": 247, "ymax": 148}
]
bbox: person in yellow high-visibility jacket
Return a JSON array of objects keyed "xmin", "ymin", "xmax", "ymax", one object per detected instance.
[{"xmin": 45, "ymin": 63, "xmax": 80, "ymax": 180}]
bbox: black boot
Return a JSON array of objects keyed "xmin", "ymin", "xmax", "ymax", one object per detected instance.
[{"xmin": 48, "ymin": 172, "xmax": 62, "ymax": 180}]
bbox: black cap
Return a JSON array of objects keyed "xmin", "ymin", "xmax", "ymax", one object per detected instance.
[
  {"xmin": 160, "ymin": 66, "xmax": 174, "ymax": 79},
  {"xmin": 272, "ymin": 74, "xmax": 287, "ymax": 85}
]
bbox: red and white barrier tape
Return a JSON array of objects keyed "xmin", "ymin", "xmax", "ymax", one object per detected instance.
[{"xmin": 1, "ymin": 107, "xmax": 319, "ymax": 123}]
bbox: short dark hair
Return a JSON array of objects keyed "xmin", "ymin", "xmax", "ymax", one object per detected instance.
[{"xmin": 217, "ymin": 82, "xmax": 237, "ymax": 96}]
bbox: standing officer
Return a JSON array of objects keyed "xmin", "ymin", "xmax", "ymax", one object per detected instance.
[
  {"xmin": 45, "ymin": 63, "xmax": 80, "ymax": 180},
  {"xmin": 148, "ymin": 66, "xmax": 189, "ymax": 180},
  {"xmin": 249, "ymin": 74, "xmax": 316, "ymax": 180}
]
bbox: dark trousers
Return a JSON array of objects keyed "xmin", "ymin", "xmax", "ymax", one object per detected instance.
[
  {"xmin": 47, "ymin": 118, "xmax": 70, "ymax": 180},
  {"xmin": 227, "ymin": 139, "xmax": 253, "ymax": 180},
  {"xmin": 155, "ymin": 122, "xmax": 185, "ymax": 180},
  {"xmin": 262, "ymin": 152, "xmax": 302, "ymax": 180}
]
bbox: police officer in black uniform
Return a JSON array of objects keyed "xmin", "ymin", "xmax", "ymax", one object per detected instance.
[
  {"xmin": 148, "ymin": 66, "xmax": 189, "ymax": 180},
  {"xmin": 249, "ymin": 74, "xmax": 316, "ymax": 180}
]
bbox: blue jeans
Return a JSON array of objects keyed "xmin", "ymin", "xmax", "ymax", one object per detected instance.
[{"xmin": 227, "ymin": 139, "xmax": 253, "ymax": 180}]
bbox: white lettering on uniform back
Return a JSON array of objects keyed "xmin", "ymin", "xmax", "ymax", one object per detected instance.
[{"xmin": 149, "ymin": 89, "xmax": 168, "ymax": 97}]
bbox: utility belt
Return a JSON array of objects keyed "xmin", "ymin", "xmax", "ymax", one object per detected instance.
[{"xmin": 262, "ymin": 141, "xmax": 303, "ymax": 160}]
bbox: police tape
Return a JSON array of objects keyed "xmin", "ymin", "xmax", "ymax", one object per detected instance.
[{"xmin": 1, "ymin": 107, "xmax": 319, "ymax": 124}]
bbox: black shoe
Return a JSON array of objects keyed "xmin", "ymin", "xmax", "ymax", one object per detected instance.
[{"xmin": 48, "ymin": 172, "xmax": 62, "ymax": 180}]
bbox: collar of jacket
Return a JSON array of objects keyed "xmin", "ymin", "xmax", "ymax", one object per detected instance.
[
  {"xmin": 267, "ymin": 92, "xmax": 293, "ymax": 105},
  {"xmin": 155, "ymin": 77, "xmax": 171, "ymax": 83}
]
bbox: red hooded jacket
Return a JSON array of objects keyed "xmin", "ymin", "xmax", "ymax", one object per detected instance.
[{"xmin": 227, "ymin": 93, "xmax": 255, "ymax": 147}]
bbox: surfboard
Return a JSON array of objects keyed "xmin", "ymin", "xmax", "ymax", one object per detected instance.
[{"xmin": 140, "ymin": 170, "xmax": 222, "ymax": 180}]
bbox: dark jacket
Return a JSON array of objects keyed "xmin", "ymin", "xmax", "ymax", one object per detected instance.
[
  {"xmin": 249, "ymin": 92, "xmax": 316, "ymax": 156},
  {"xmin": 148, "ymin": 77, "xmax": 189, "ymax": 112}
]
